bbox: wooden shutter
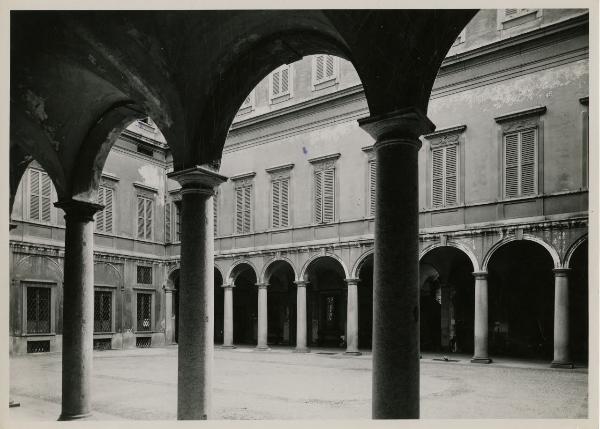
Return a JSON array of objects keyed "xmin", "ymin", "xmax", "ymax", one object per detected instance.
[
  {"xmin": 104, "ymin": 188, "xmax": 113, "ymax": 233},
  {"xmin": 243, "ymin": 185, "xmax": 252, "ymax": 233},
  {"xmin": 29, "ymin": 169, "xmax": 40, "ymax": 221},
  {"xmin": 281, "ymin": 178, "xmax": 289, "ymax": 227},
  {"xmin": 369, "ymin": 160, "xmax": 376, "ymax": 216},
  {"xmin": 445, "ymin": 145, "xmax": 458, "ymax": 206},
  {"xmin": 145, "ymin": 199, "xmax": 153, "ymax": 239},
  {"xmin": 520, "ymin": 129, "xmax": 536, "ymax": 196},
  {"xmin": 505, "ymin": 8, "xmax": 518, "ymax": 16},
  {"xmin": 175, "ymin": 203, "xmax": 181, "ymax": 241},
  {"xmin": 213, "ymin": 192, "xmax": 218, "ymax": 237},
  {"xmin": 432, "ymin": 148, "xmax": 444, "ymax": 207},
  {"xmin": 165, "ymin": 202, "xmax": 171, "ymax": 243},
  {"xmin": 272, "ymin": 70, "xmax": 280, "ymax": 97},
  {"xmin": 235, "ymin": 187, "xmax": 244, "ymax": 233},
  {"xmin": 504, "ymin": 133, "xmax": 520, "ymax": 198},
  {"xmin": 272, "ymin": 179, "xmax": 281, "ymax": 228},
  {"xmin": 96, "ymin": 187, "xmax": 105, "ymax": 231},
  {"xmin": 137, "ymin": 197, "xmax": 145, "ymax": 238},
  {"xmin": 314, "ymin": 170, "xmax": 323, "ymax": 223},
  {"xmin": 325, "ymin": 55, "xmax": 335, "ymax": 79},
  {"xmin": 41, "ymin": 172, "xmax": 52, "ymax": 222},
  {"xmin": 281, "ymin": 67, "xmax": 289, "ymax": 94},
  {"xmin": 316, "ymin": 55, "xmax": 324, "ymax": 81},
  {"xmin": 323, "ymin": 168, "xmax": 335, "ymax": 223}
]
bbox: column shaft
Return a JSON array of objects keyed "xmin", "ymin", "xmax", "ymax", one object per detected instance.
[
  {"xmin": 256, "ymin": 284, "xmax": 269, "ymax": 350},
  {"xmin": 472, "ymin": 272, "xmax": 492, "ymax": 363},
  {"xmin": 222, "ymin": 285, "xmax": 234, "ymax": 348},
  {"xmin": 294, "ymin": 281, "xmax": 309, "ymax": 352},
  {"xmin": 551, "ymin": 268, "xmax": 573, "ymax": 368},
  {"xmin": 345, "ymin": 279, "xmax": 361, "ymax": 355}
]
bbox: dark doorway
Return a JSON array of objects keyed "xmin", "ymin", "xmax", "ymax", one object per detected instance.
[
  {"xmin": 265, "ymin": 261, "xmax": 296, "ymax": 346},
  {"xmin": 569, "ymin": 240, "xmax": 588, "ymax": 364},
  {"xmin": 357, "ymin": 254, "xmax": 373, "ymax": 350},
  {"xmin": 232, "ymin": 264, "xmax": 258, "ymax": 345},
  {"xmin": 214, "ymin": 268, "xmax": 224, "ymax": 344}
]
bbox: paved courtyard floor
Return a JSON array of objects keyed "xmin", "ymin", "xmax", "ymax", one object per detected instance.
[{"xmin": 9, "ymin": 345, "xmax": 588, "ymax": 420}]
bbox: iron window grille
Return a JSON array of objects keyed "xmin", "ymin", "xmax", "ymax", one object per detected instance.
[
  {"xmin": 26, "ymin": 287, "xmax": 51, "ymax": 334},
  {"xmin": 137, "ymin": 266, "xmax": 153, "ymax": 285},
  {"xmin": 137, "ymin": 293, "xmax": 152, "ymax": 331},
  {"xmin": 94, "ymin": 290, "xmax": 112, "ymax": 333}
]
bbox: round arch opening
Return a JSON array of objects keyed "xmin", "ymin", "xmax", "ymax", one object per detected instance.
[
  {"xmin": 231, "ymin": 263, "xmax": 258, "ymax": 345},
  {"xmin": 569, "ymin": 240, "xmax": 588, "ymax": 363},
  {"xmin": 264, "ymin": 260, "xmax": 297, "ymax": 347},
  {"xmin": 357, "ymin": 254, "xmax": 373, "ymax": 350}
]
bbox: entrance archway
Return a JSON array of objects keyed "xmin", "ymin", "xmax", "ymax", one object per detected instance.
[
  {"xmin": 264, "ymin": 260, "xmax": 296, "ymax": 346},
  {"xmin": 230, "ymin": 263, "xmax": 258, "ymax": 345},
  {"xmin": 568, "ymin": 239, "xmax": 588, "ymax": 364},
  {"xmin": 214, "ymin": 267, "xmax": 224, "ymax": 344}
]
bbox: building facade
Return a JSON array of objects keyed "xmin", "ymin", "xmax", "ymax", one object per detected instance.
[{"xmin": 10, "ymin": 9, "xmax": 589, "ymax": 366}]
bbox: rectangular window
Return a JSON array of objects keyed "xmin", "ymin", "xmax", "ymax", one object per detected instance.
[
  {"xmin": 504, "ymin": 129, "xmax": 537, "ymax": 198},
  {"xmin": 368, "ymin": 160, "xmax": 376, "ymax": 217},
  {"xmin": 313, "ymin": 54, "xmax": 337, "ymax": 86},
  {"xmin": 272, "ymin": 177, "xmax": 290, "ymax": 228},
  {"xmin": 175, "ymin": 202, "xmax": 181, "ymax": 242},
  {"xmin": 432, "ymin": 144, "xmax": 458, "ymax": 208},
  {"xmin": 29, "ymin": 169, "xmax": 52, "ymax": 222},
  {"xmin": 96, "ymin": 186, "xmax": 114, "ymax": 233},
  {"xmin": 235, "ymin": 184, "xmax": 252, "ymax": 234},
  {"xmin": 26, "ymin": 286, "xmax": 51, "ymax": 334},
  {"xmin": 136, "ymin": 293, "xmax": 152, "ymax": 331},
  {"xmin": 137, "ymin": 265, "xmax": 153, "ymax": 285},
  {"xmin": 314, "ymin": 167, "xmax": 335, "ymax": 224},
  {"xmin": 213, "ymin": 192, "xmax": 218, "ymax": 236},
  {"xmin": 94, "ymin": 290, "xmax": 112, "ymax": 333},
  {"xmin": 137, "ymin": 196, "xmax": 154, "ymax": 240},
  {"xmin": 270, "ymin": 64, "xmax": 292, "ymax": 101},
  {"xmin": 165, "ymin": 201, "xmax": 171, "ymax": 243}
]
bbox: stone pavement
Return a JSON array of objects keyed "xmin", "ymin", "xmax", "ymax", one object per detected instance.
[{"xmin": 9, "ymin": 346, "xmax": 588, "ymax": 420}]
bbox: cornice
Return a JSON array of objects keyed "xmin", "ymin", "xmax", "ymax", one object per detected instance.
[
  {"xmin": 265, "ymin": 163, "xmax": 294, "ymax": 174},
  {"xmin": 133, "ymin": 182, "xmax": 159, "ymax": 193},
  {"xmin": 494, "ymin": 105, "xmax": 547, "ymax": 123},
  {"xmin": 423, "ymin": 124, "xmax": 467, "ymax": 139},
  {"xmin": 308, "ymin": 153, "xmax": 340, "ymax": 164},
  {"xmin": 230, "ymin": 172, "xmax": 256, "ymax": 181}
]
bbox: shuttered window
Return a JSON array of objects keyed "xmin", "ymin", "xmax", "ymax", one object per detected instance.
[
  {"xmin": 213, "ymin": 192, "xmax": 218, "ymax": 237},
  {"xmin": 137, "ymin": 196, "xmax": 154, "ymax": 240},
  {"xmin": 368, "ymin": 160, "xmax": 376, "ymax": 217},
  {"xmin": 431, "ymin": 145, "xmax": 458, "ymax": 208},
  {"xmin": 235, "ymin": 184, "xmax": 252, "ymax": 234},
  {"xmin": 165, "ymin": 202, "xmax": 172, "ymax": 243},
  {"xmin": 504, "ymin": 129, "xmax": 537, "ymax": 198},
  {"xmin": 95, "ymin": 186, "xmax": 114, "ymax": 233},
  {"xmin": 270, "ymin": 65, "xmax": 291, "ymax": 100},
  {"xmin": 314, "ymin": 167, "xmax": 335, "ymax": 224},
  {"xmin": 29, "ymin": 169, "xmax": 52, "ymax": 222},
  {"xmin": 272, "ymin": 178, "xmax": 290, "ymax": 228},
  {"xmin": 240, "ymin": 90, "xmax": 254, "ymax": 109},
  {"xmin": 175, "ymin": 202, "xmax": 181, "ymax": 241},
  {"xmin": 314, "ymin": 55, "xmax": 336, "ymax": 84}
]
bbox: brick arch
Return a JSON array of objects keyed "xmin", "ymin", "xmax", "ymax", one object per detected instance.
[
  {"xmin": 482, "ymin": 234, "xmax": 560, "ymax": 271},
  {"xmin": 419, "ymin": 241, "xmax": 480, "ymax": 272}
]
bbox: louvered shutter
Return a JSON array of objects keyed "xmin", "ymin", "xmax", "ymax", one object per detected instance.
[
  {"xmin": 105, "ymin": 188, "xmax": 113, "ymax": 233},
  {"xmin": 325, "ymin": 56, "xmax": 335, "ymax": 79},
  {"xmin": 272, "ymin": 71, "xmax": 280, "ymax": 97},
  {"xmin": 323, "ymin": 168, "xmax": 335, "ymax": 223},
  {"xmin": 243, "ymin": 185, "xmax": 252, "ymax": 233},
  {"xmin": 29, "ymin": 169, "xmax": 41, "ymax": 221},
  {"xmin": 432, "ymin": 148, "xmax": 444, "ymax": 207},
  {"xmin": 369, "ymin": 160, "xmax": 376, "ymax": 216},
  {"xmin": 314, "ymin": 170, "xmax": 323, "ymax": 223},
  {"xmin": 213, "ymin": 193, "xmax": 218, "ymax": 237},
  {"xmin": 504, "ymin": 133, "xmax": 520, "ymax": 198},
  {"xmin": 41, "ymin": 172, "xmax": 52, "ymax": 222},
  {"xmin": 316, "ymin": 55, "xmax": 324, "ymax": 81},
  {"xmin": 145, "ymin": 199, "xmax": 153, "ymax": 239},
  {"xmin": 505, "ymin": 8, "xmax": 518, "ymax": 16},
  {"xmin": 520, "ymin": 129, "xmax": 536, "ymax": 196},
  {"xmin": 272, "ymin": 180, "xmax": 281, "ymax": 228},
  {"xmin": 235, "ymin": 187, "xmax": 244, "ymax": 233},
  {"xmin": 445, "ymin": 145, "xmax": 458, "ymax": 206},
  {"xmin": 281, "ymin": 67, "xmax": 289, "ymax": 94},
  {"xmin": 281, "ymin": 178, "xmax": 289, "ymax": 227},
  {"xmin": 137, "ymin": 197, "xmax": 145, "ymax": 238},
  {"xmin": 165, "ymin": 202, "xmax": 171, "ymax": 243},
  {"xmin": 96, "ymin": 187, "xmax": 105, "ymax": 231}
]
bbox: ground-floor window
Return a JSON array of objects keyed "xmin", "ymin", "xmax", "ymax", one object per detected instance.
[
  {"xmin": 94, "ymin": 290, "xmax": 113, "ymax": 333},
  {"xmin": 137, "ymin": 293, "xmax": 152, "ymax": 331},
  {"xmin": 26, "ymin": 285, "xmax": 51, "ymax": 334}
]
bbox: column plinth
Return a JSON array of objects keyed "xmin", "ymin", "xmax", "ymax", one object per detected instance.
[
  {"xmin": 344, "ymin": 278, "xmax": 361, "ymax": 356},
  {"xmin": 256, "ymin": 283, "xmax": 270, "ymax": 351},
  {"xmin": 221, "ymin": 284, "xmax": 236, "ymax": 349},
  {"xmin": 551, "ymin": 268, "xmax": 573, "ymax": 369},
  {"xmin": 54, "ymin": 199, "xmax": 103, "ymax": 421},
  {"xmin": 359, "ymin": 108, "xmax": 435, "ymax": 419},
  {"xmin": 471, "ymin": 271, "xmax": 492, "ymax": 364},
  {"xmin": 168, "ymin": 166, "xmax": 227, "ymax": 420},
  {"xmin": 294, "ymin": 280, "xmax": 310, "ymax": 353}
]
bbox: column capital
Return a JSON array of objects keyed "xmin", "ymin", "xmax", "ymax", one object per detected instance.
[
  {"xmin": 54, "ymin": 199, "xmax": 104, "ymax": 221},
  {"xmin": 255, "ymin": 282, "xmax": 268, "ymax": 289},
  {"xmin": 294, "ymin": 280, "xmax": 309, "ymax": 287},
  {"xmin": 168, "ymin": 165, "xmax": 227, "ymax": 196},
  {"xmin": 221, "ymin": 283, "xmax": 235, "ymax": 289},
  {"xmin": 472, "ymin": 271, "xmax": 488, "ymax": 280},
  {"xmin": 358, "ymin": 107, "xmax": 435, "ymax": 144},
  {"xmin": 552, "ymin": 268, "xmax": 571, "ymax": 277},
  {"xmin": 345, "ymin": 278, "xmax": 360, "ymax": 286}
]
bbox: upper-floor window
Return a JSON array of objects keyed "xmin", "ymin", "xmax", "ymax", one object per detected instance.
[
  {"xmin": 137, "ymin": 195, "xmax": 154, "ymax": 240},
  {"xmin": 432, "ymin": 144, "xmax": 458, "ymax": 208},
  {"xmin": 29, "ymin": 168, "xmax": 52, "ymax": 223},
  {"xmin": 312, "ymin": 55, "xmax": 338, "ymax": 89},
  {"xmin": 137, "ymin": 265, "xmax": 153, "ymax": 285},
  {"xmin": 272, "ymin": 177, "xmax": 290, "ymax": 228},
  {"xmin": 238, "ymin": 89, "xmax": 255, "ymax": 115},
  {"xmin": 310, "ymin": 154, "xmax": 339, "ymax": 224},
  {"xmin": 95, "ymin": 185, "xmax": 114, "ymax": 234},
  {"xmin": 165, "ymin": 200, "xmax": 181, "ymax": 243},
  {"xmin": 233, "ymin": 174, "xmax": 254, "ymax": 234},
  {"xmin": 503, "ymin": 128, "xmax": 537, "ymax": 198},
  {"xmin": 498, "ymin": 9, "xmax": 541, "ymax": 30},
  {"xmin": 213, "ymin": 191, "xmax": 219, "ymax": 236},
  {"xmin": 270, "ymin": 64, "xmax": 293, "ymax": 104},
  {"xmin": 368, "ymin": 159, "xmax": 377, "ymax": 217}
]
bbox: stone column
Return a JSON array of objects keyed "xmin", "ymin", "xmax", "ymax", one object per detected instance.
[
  {"xmin": 168, "ymin": 166, "xmax": 227, "ymax": 420},
  {"xmin": 471, "ymin": 271, "xmax": 492, "ymax": 364},
  {"xmin": 54, "ymin": 199, "xmax": 103, "ymax": 421},
  {"xmin": 359, "ymin": 108, "xmax": 435, "ymax": 419},
  {"xmin": 256, "ymin": 283, "xmax": 269, "ymax": 350},
  {"xmin": 345, "ymin": 278, "xmax": 361, "ymax": 355},
  {"xmin": 221, "ymin": 283, "xmax": 235, "ymax": 348},
  {"xmin": 551, "ymin": 268, "xmax": 573, "ymax": 368},
  {"xmin": 294, "ymin": 280, "xmax": 310, "ymax": 352}
]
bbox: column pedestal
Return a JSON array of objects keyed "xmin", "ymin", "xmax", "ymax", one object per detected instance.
[
  {"xmin": 221, "ymin": 284, "xmax": 235, "ymax": 349},
  {"xmin": 471, "ymin": 271, "xmax": 492, "ymax": 364},
  {"xmin": 551, "ymin": 268, "xmax": 573, "ymax": 369},
  {"xmin": 54, "ymin": 199, "xmax": 103, "ymax": 421},
  {"xmin": 168, "ymin": 166, "xmax": 227, "ymax": 420},
  {"xmin": 294, "ymin": 281, "xmax": 310, "ymax": 353},
  {"xmin": 359, "ymin": 108, "xmax": 435, "ymax": 419},
  {"xmin": 256, "ymin": 283, "xmax": 270, "ymax": 351},
  {"xmin": 344, "ymin": 278, "xmax": 361, "ymax": 355}
]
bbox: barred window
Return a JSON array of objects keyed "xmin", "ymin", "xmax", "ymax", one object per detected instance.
[
  {"xmin": 136, "ymin": 293, "xmax": 152, "ymax": 331},
  {"xmin": 235, "ymin": 184, "xmax": 252, "ymax": 234},
  {"xmin": 504, "ymin": 128, "xmax": 537, "ymax": 198},
  {"xmin": 137, "ymin": 196, "xmax": 154, "ymax": 240},
  {"xmin": 94, "ymin": 290, "xmax": 112, "ymax": 333},
  {"xmin": 272, "ymin": 177, "xmax": 289, "ymax": 228},
  {"xmin": 431, "ymin": 144, "xmax": 458, "ymax": 208},
  {"xmin": 29, "ymin": 169, "xmax": 52, "ymax": 222},
  {"xmin": 137, "ymin": 265, "xmax": 153, "ymax": 285},
  {"xmin": 26, "ymin": 286, "xmax": 51, "ymax": 334},
  {"xmin": 314, "ymin": 167, "xmax": 335, "ymax": 224},
  {"xmin": 96, "ymin": 186, "xmax": 114, "ymax": 233}
]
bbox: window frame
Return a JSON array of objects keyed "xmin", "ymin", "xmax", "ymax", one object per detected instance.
[
  {"xmin": 266, "ymin": 163, "xmax": 294, "ymax": 230},
  {"xmin": 134, "ymin": 291, "xmax": 154, "ymax": 333},
  {"xmin": 238, "ymin": 89, "xmax": 256, "ymax": 115},
  {"xmin": 136, "ymin": 265, "xmax": 154, "ymax": 286},
  {"xmin": 27, "ymin": 167, "xmax": 54, "ymax": 224},
  {"xmin": 311, "ymin": 54, "xmax": 339, "ymax": 90},
  {"xmin": 95, "ymin": 184, "xmax": 115, "ymax": 234},
  {"xmin": 232, "ymin": 172, "xmax": 256, "ymax": 235},
  {"xmin": 269, "ymin": 64, "xmax": 294, "ymax": 104},
  {"xmin": 134, "ymin": 183, "xmax": 158, "ymax": 242},
  {"xmin": 309, "ymin": 154, "xmax": 340, "ymax": 225},
  {"xmin": 21, "ymin": 281, "xmax": 56, "ymax": 336},
  {"xmin": 93, "ymin": 287, "xmax": 116, "ymax": 334}
]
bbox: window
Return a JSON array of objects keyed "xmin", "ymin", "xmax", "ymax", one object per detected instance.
[
  {"xmin": 29, "ymin": 169, "xmax": 52, "ymax": 222},
  {"xmin": 136, "ymin": 144, "xmax": 154, "ymax": 157},
  {"xmin": 503, "ymin": 8, "xmax": 537, "ymax": 20},
  {"xmin": 26, "ymin": 286, "xmax": 51, "ymax": 334},
  {"xmin": 272, "ymin": 177, "xmax": 290, "ymax": 228},
  {"xmin": 137, "ymin": 196, "xmax": 154, "ymax": 240},
  {"xmin": 368, "ymin": 160, "xmax": 376, "ymax": 217},
  {"xmin": 165, "ymin": 201, "xmax": 181, "ymax": 243},
  {"xmin": 213, "ymin": 191, "xmax": 218, "ymax": 236},
  {"xmin": 137, "ymin": 265, "xmax": 153, "ymax": 285},
  {"xmin": 312, "ymin": 55, "xmax": 338, "ymax": 88},
  {"xmin": 136, "ymin": 293, "xmax": 152, "ymax": 332},
  {"xmin": 96, "ymin": 186, "xmax": 114, "ymax": 233},
  {"xmin": 232, "ymin": 174, "xmax": 255, "ymax": 234},
  {"xmin": 94, "ymin": 290, "xmax": 112, "ymax": 333},
  {"xmin": 175, "ymin": 202, "xmax": 181, "ymax": 241},
  {"xmin": 504, "ymin": 128, "xmax": 537, "ymax": 198},
  {"xmin": 310, "ymin": 155, "xmax": 339, "ymax": 224},
  {"xmin": 432, "ymin": 144, "xmax": 458, "ymax": 207},
  {"xmin": 239, "ymin": 89, "xmax": 255, "ymax": 114},
  {"xmin": 270, "ymin": 64, "xmax": 292, "ymax": 102}
]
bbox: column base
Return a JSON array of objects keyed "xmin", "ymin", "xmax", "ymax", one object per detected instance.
[
  {"xmin": 344, "ymin": 350, "xmax": 362, "ymax": 356},
  {"xmin": 470, "ymin": 357, "xmax": 492, "ymax": 364},
  {"xmin": 219, "ymin": 345, "xmax": 236, "ymax": 349},
  {"xmin": 58, "ymin": 412, "xmax": 92, "ymax": 421},
  {"xmin": 255, "ymin": 345, "xmax": 271, "ymax": 351},
  {"xmin": 550, "ymin": 361, "xmax": 574, "ymax": 369},
  {"xmin": 293, "ymin": 347, "xmax": 310, "ymax": 353}
]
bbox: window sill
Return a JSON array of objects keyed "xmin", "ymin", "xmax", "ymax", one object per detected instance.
[
  {"xmin": 270, "ymin": 93, "xmax": 291, "ymax": 105},
  {"xmin": 134, "ymin": 331, "xmax": 156, "ymax": 335},
  {"xmin": 93, "ymin": 332, "xmax": 116, "ymax": 337},
  {"xmin": 312, "ymin": 79, "xmax": 338, "ymax": 91},
  {"xmin": 21, "ymin": 333, "xmax": 55, "ymax": 337}
]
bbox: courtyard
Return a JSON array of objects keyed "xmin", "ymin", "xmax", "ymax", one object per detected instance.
[{"xmin": 9, "ymin": 346, "xmax": 588, "ymax": 420}]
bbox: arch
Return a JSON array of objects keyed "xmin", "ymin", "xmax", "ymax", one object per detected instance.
[
  {"xmin": 299, "ymin": 252, "xmax": 349, "ymax": 281},
  {"xmin": 14, "ymin": 254, "xmax": 64, "ymax": 279},
  {"xmin": 564, "ymin": 234, "xmax": 588, "ymax": 269},
  {"xmin": 226, "ymin": 260, "xmax": 259, "ymax": 285},
  {"xmin": 167, "ymin": 264, "xmax": 181, "ymax": 278},
  {"xmin": 93, "ymin": 261, "xmax": 122, "ymax": 286},
  {"xmin": 420, "ymin": 241, "xmax": 480, "ymax": 272},
  {"xmin": 260, "ymin": 256, "xmax": 298, "ymax": 284},
  {"xmin": 214, "ymin": 265, "xmax": 224, "ymax": 284},
  {"xmin": 482, "ymin": 234, "xmax": 560, "ymax": 271},
  {"xmin": 351, "ymin": 249, "xmax": 374, "ymax": 279}
]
